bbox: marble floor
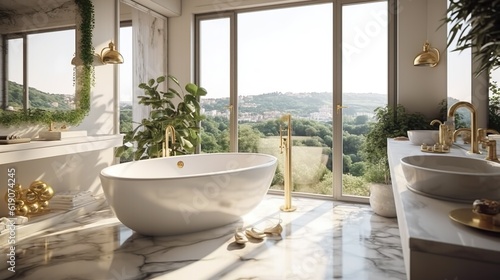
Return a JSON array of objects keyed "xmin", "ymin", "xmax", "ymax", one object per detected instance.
[{"xmin": 0, "ymin": 195, "xmax": 406, "ymax": 280}]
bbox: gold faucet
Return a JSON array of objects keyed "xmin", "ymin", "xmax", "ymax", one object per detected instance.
[
  {"xmin": 477, "ymin": 128, "xmax": 500, "ymax": 162},
  {"xmin": 279, "ymin": 114, "xmax": 296, "ymax": 212},
  {"xmin": 429, "ymin": 119, "xmax": 450, "ymax": 152},
  {"xmin": 162, "ymin": 125, "xmax": 176, "ymax": 157},
  {"xmin": 447, "ymin": 101, "xmax": 479, "ymax": 154}
]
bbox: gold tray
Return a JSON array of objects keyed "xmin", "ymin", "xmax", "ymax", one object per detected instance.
[{"xmin": 449, "ymin": 208, "xmax": 500, "ymax": 233}]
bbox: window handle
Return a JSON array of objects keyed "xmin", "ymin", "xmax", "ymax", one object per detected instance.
[{"xmin": 336, "ymin": 104, "xmax": 348, "ymax": 114}]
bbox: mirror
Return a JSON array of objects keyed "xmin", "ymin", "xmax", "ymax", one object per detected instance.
[{"xmin": 0, "ymin": 0, "xmax": 94, "ymax": 127}]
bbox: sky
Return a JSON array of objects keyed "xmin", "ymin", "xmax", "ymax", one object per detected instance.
[
  {"xmin": 7, "ymin": 1, "xmax": 500, "ymax": 103},
  {"xmin": 199, "ymin": 2, "xmax": 388, "ymax": 99}
]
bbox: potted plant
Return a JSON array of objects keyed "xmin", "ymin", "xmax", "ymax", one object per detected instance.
[
  {"xmin": 116, "ymin": 75, "xmax": 207, "ymax": 161},
  {"xmin": 362, "ymin": 104, "xmax": 433, "ymax": 217}
]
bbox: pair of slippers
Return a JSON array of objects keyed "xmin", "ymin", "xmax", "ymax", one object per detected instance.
[{"xmin": 234, "ymin": 221, "xmax": 283, "ymax": 244}]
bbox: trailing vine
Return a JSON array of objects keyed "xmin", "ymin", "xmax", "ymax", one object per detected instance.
[{"xmin": 0, "ymin": 0, "xmax": 94, "ymax": 127}]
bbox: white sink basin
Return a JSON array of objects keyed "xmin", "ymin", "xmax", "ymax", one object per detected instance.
[{"xmin": 400, "ymin": 155, "xmax": 500, "ymax": 203}]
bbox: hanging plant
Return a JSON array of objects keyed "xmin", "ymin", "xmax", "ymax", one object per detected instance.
[{"xmin": 51, "ymin": 0, "xmax": 94, "ymax": 124}]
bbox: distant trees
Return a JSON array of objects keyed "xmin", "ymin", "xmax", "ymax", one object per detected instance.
[
  {"xmin": 198, "ymin": 114, "xmax": 372, "ymax": 195},
  {"xmin": 119, "ymin": 104, "xmax": 133, "ymax": 133}
]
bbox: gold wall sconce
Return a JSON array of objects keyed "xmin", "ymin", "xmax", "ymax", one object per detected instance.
[
  {"xmin": 100, "ymin": 41, "xmax": 124, "ymax": 64},
  {"xmin": 414, "ymin": 41, "xmax": 440, "ymax": 67},
  {"xmin": 71, "ymin": 41, "xmax": 124, "ymax": 66}
]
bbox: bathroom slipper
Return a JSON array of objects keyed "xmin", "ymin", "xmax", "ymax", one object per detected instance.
[
  {"xmin": 234, "ymin": 230, "xmax": 249, "ymax": 244},
  {"xmin": 263, "ymin": 222, "xmax": 283, "ymax": 235},
  {"xmin": 245, "ymin": 228, "xmax": 266, "ymax": 239}
]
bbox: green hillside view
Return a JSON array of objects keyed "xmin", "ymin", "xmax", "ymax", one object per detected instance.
[
  {"xmin": 7, "ymin": 81, "xmax": 74, "ymax": 110},
  {"xmin": 119, "ymin": 91, "xmax": 388, "ymax": 197},
  {"xmin": 202, "ymin": 91, "xmax": 386, "ymax": 119}
]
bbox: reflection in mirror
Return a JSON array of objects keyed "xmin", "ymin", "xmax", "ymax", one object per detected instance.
[
  {"xmin": 6, "ymin": 29, "xmax": 76, "ymax": 111},
  {"xmin": 28, "ymin": 30, "xmax": 76, "ymax": 110},
  {"xmin": 6, "ymin": 38, "xmax": 23, "ymax": 110},
  {"xmin": 0, "ymin": 0, "xmax": 94, "ymax": 127}
]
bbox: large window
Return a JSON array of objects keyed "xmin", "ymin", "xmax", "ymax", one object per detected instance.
[
  {"xmin": 196, "ymin": 0, "xmax": 391, "ymax": 201},
  {"xmin": 119, "ymin": 24, "xmax": 133, "ymax": 134}
]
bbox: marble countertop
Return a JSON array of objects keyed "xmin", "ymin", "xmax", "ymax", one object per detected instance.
[
  {"xmin": 388, "ymin": 140, "xmax": 500, "ymax": 264},
  {"xmin": 0, "ymin": 195, "xmax": 406, "ymax": 280}
]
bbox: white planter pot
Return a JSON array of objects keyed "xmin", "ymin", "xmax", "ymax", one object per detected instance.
[{"xmin": 369, "ymin": 183, "xmax": 397, "ymax": 218}]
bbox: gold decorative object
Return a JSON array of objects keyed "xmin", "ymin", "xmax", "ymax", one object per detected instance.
[
  {"xmin": 4, "ymin": 180, "xmax": 54, "ymax": 217},
  {"xmin": 279, "ymin": 114, "xmax": 296, "ymax": 212},
  {"xmin": 49, "ymin": 121, "xmax": 68, "ymax": 132}
]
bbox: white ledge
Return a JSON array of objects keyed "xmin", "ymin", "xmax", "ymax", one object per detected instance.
[{"xmin": 0, "ymin": 134, "xmax": 123, "ymax": 165}]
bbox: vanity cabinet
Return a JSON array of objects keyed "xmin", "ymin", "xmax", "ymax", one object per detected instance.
[{"xmin": 388, "ymin": 140, "xmax": 500, "ymax": 279}]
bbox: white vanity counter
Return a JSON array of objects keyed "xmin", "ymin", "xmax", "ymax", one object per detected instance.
[{"xmin": 388, "ymin": 139, "xmax": 500, "ymax": 280}]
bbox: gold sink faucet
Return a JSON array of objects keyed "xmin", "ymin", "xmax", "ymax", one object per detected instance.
[
  {"xmin": 477, "ymin": 128, "xmax": 500, "ymax": 162},
  {"xmin": 162, "ymin": 125, "xmax": 176, "ymax": 157},
  {"xmin": 447, "ymin": 101, "xmax": 479, "ymax": 154},
  {"xmin": 429, "ymin": 119, "xmax": 451, "ymax": 151}
]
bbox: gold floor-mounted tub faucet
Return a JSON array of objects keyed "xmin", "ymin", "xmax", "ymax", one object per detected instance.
[
  {"xmin": 279, "ymin": 114, "xmax": 296, "ymax": 212},
  {"xmin": 162, "ymin": 125, "xmax": 176, "ymax": 157}
]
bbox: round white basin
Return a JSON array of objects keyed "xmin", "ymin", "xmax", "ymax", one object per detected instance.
[{"xmin": 400, "ymin": 155, "xmax": 500, "ymax": 203}]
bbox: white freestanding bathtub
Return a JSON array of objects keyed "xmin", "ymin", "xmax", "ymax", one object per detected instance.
[{"xmin": 100, "ymin": 153, "xmax": 277, "ymax": 236}]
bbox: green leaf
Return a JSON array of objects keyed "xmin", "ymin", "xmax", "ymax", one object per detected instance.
[
  {"xmin": 168, "ymin": 75, "xmax": 180, "ymax": 87},
  {"xmin": 185, "ymin": 103, "xmax": 196, "ymax": 113},
  {"xmin": 148, "ymin": 78, "xmax": 155, "ymax": 87},
  {"xmin": 114, "ymin": 146, "xmax": 126, "ymax": 157},
  {"xmin": 185, "ymin": 83, "xmax": 198, "ymax": 95},
  {"xmin": 150, "ymin": 110, "xmax": 164, "ymax": 119},
  {"xmin": 197, "ymin": 87, "xmax": 208, "ymax": 97},
  {"xmin": 168, "ymin": 88, "xmax": 182, "ymax": 99},
  {"xmin": 163, "ymin": 91, "xmax": 176, "ymax": 99},
  {"xmin": 157, "ymin": 75, "xmax": 166, "ymax": 83}
]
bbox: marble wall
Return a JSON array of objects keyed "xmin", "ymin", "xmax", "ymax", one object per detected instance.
[{"xmin": 131, "ymin": 8, "xmax": 167, "ymax": 125}]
